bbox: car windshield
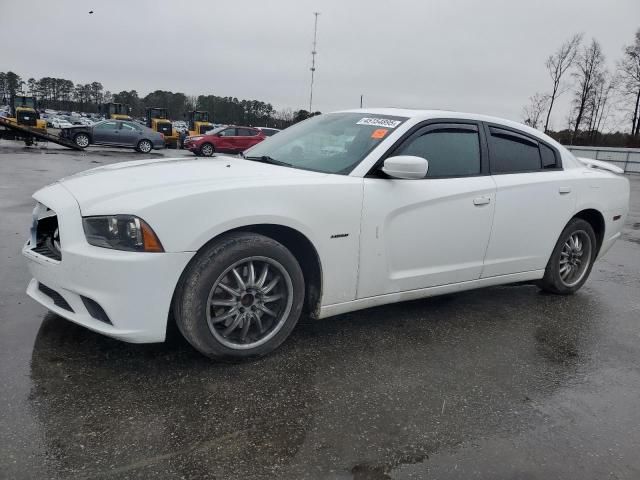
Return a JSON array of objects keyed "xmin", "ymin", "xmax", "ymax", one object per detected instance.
[{"xmin": 244, "ymin": 112, "xmax": 409, "ymax": 174}]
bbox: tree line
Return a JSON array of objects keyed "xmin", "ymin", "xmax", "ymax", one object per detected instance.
[
  {"xmin": 523, "ymin": 28, "xmax": 640, "ymax": 147},
  {"xmin": 0, "ymin": 72, "xmax": 319, "ymax": 128}
]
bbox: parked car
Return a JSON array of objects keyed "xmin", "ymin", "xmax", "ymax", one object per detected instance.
[
  {"xmin": 257, "ymin": 127, "xmax": 281, "ymax": 136},
  {"xmin": 59, "ymin": 119, "xmax": 165, "ymax": 153},
  {"xmin": 184, "ymin": 125, "xmax": 266, "ymax": 156},
  {"xmin": 23, "ymin": 108, "xmax": 630, "ymax": 360},
  {"xmin": 50, "ymin": 118, "xmax": 73, "ymax": 129},
  {"xmin": 65, "ymin": 116, "xmax": 85, "ymax": 125}
]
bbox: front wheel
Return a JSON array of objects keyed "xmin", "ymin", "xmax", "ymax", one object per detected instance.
[
  {"xmin": 538, "ymin": 218, "xmax": 597, "ymax": 295},
  {"xmin": 199, "ymin": 143, "xmax": 215, "ymax": 157},
  {"xmin": 136, "ymin": 139, "xmax": 153, "ymax": 153},
  {"xmin": 73, "ymin": 133, "xmax": 90, "ymax": 148},
  {"xmin": 174, "ymin": 233, "xmax": 305, "ymax": 360}
]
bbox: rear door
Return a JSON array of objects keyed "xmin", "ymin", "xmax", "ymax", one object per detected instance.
[
  {"xmin": 119, "ymin": 121, "xmax": 142, "ymax": 146},
  {"xmin": 91, "ymin": 121, "xmax": 119, "ymax": 145},
  {"xmin": 481, "ymin": 124, "xmax": 576, "ymax": 277},
  {"xmin": 237, "ymin": 128, "xmax": 261, "ymax": 151}
]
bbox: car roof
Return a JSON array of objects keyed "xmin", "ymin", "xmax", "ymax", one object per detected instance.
[
  {"xmin": 339, "ymin": 107, "xmax": 528, "ymax": 129},
  {"xmin": 338, "ymin": 107, "xmax": 565, "ymax": 153}
]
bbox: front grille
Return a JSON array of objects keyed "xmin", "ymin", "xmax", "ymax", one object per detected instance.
[
  {"xmin": 32, "ymin": 213, "xmax": 62, "ymax": 261},
  {"xmin": 157, "ymin": 121, "xmax": 172, "ymax": 135},
  {"xmin": 38, "ymin": 283, "xmax": 74, "ymax": 312},
  {"xmin": 17, "ymin": 110, "xmax": 37, "ymax": 126},
  {"xmin": 81, "ymin": 296, "xmax": 112, "ymax": 324}
]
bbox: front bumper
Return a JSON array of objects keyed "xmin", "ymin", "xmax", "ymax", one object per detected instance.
[
  {"xmin": 22, "ymin": 183, "xmax": 193, "ymax": 343},
  {"xmin": 183, "ymin": 140, "xmax": 200, "ymax": 152}
]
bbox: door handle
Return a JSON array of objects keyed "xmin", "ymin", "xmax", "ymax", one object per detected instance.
[
  {"xmin": 559, "ymin": 187, "xmax": 572, "ymax": 194},
  {"xmin": 473, "ymin": 196, "xmax": 491, "ymax": 206}
]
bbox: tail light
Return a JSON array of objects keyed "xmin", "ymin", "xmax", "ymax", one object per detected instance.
[{"xmin": 160, "ymin": 133, "xmax": 165, "ymax": 139}]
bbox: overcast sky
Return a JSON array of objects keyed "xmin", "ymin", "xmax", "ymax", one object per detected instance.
[{"xmin": 1, "ymin": 0, "xmax": 638, "ymax": 128}]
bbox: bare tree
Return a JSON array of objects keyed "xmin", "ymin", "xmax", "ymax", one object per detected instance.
[
  {"xmin": 571, "ymin": 38, "xmax": 605, "ymax": 143},
  {"xmin": 543, "ymin": 33, "xmax": 582, "ymax": 132},
  {"xmin": 618, "ymin": 28, "xmax": 640, "ymax": 136},
  {"xmin": 585, "ymin": 70, "xmax": 616, "ymax": 142},
  {"xmin": 522, "ymin": 92, "xmax": 549, "ymax": 129}
]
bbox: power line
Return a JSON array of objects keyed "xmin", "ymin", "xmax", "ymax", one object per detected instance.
[{"xmin": 309, "ymin": 12, "xmax": 320, "ymax": 113}]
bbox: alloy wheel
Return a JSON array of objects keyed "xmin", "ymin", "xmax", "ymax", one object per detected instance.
[
  {"xmin": 139, "ymin": 140, "xmax": 152, "ymax": 153},
  {"xmin": 75, "ymin": 134, "xmax": 89, "ymax": 148},
  {"xmin": 201, "ymin": 144, "xmax": 214, "ymax": 156},
  {"xmin": 206, "ymin": 256, "xmax": 293, "ymax": 350},
  {"xmin": 559, "ymin": 230, "xmax": 592, "ymax": 287}
]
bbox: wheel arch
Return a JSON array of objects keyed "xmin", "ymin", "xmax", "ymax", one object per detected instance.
[
  {"xmin": 229, "ymin": 224, "xmax": 323, "ymax": 318},
  {"xmin": 169, "ymin": 223, "xmax": 323, "ymax": 337},
  {"xmin": 572, "ymin": 208, "xmax": 605, "ymax": 255}
]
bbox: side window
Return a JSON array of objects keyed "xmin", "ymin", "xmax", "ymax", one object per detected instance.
[
  {"xmin": 488, "ymin": 127, "xmax": 541, "ymax": 173},
  {"xmin": 219, "ymin": 128, "xmax": 236, "ymax": 137},
  {"xmin": 238, "ymin": 128, "xmax": 256, "ymax": 136},
  {"xmin": 95, "ymin": 121, "xmax": 117, "ymax": 130},
  {"xmin": 121, "ymin": 122, "xmax": 139, "ymax": 131},
  {"xmin": 395, "ymin": 127, "xmax": 481, "ymax": 177},
  {"xmin": 540, "ymin": 143, "xmax": 558, "ymax": 169}
]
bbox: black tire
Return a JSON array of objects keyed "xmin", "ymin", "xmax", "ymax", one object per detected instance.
[
  {"xmin": 73, "ymin": 132, "xmax": 90, "ymax": 149},
  {"xmin": 137, "ymin": 139, "xmax": 153, "ymax": 153},
  {"xmin": 538, "ymin": 218, "xmax": 597, "ymax": 295},
  {"xmin": 174, "ymin": 232, "xmax": 305, "ymax": 360},
  {"xmin": 199, "ymin": 142, "xmax": 215, "ymax": 157}
]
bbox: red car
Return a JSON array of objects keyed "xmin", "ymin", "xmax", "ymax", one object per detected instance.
[{"xmin": 184, "ymin": 125, "xmax": 266, "ymax": 156}]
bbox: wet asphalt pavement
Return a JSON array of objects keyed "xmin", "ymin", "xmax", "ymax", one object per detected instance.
[{"xmin": 1, "ymin": 141, "xmax": 639, "ymax": 480}]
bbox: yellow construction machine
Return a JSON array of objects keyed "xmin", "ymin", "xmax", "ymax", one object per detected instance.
[
  {"xmin": 146, "ymin": 107, "xmax": 178, "ymax": 148},
  {"xmin": 100, "ymin": 102, "xmax": 132, "ymax": 120},
  {"xmin": 187, "ymin": 110, "xmax": 213, "ymax": 136},
  {"xmin": 6, "ymin": 95, "xmax": 47, "ymax": 133}
]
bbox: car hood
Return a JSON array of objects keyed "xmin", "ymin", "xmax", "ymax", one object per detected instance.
[{"xmin": 57, "ymin": 156, "xmax": 326, "ymax": 213}]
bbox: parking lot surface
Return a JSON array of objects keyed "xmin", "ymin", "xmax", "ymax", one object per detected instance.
[{"xmin": 1, "ymin": 141, "xmax": 640, "ymax": 479}]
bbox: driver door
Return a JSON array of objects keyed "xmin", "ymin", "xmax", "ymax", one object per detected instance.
[{"xmin": 357, "ymin": 122, "xmax": 496, "ymax": 298}]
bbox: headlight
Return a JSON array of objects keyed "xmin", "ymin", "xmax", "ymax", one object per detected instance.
[
  {"xmin": 82, "ymin": 215, "xmax": 164, "ymax": 252},
  {"xmin": 189, "ymin": 136, "xmax": 202, "ymax": 141}
]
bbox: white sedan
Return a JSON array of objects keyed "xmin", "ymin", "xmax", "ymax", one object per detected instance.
[
  {"xmin": 50, "ymin": 117, "xmax": 73, "ymax": 129},
  {"xmin": 23, "ymin": 109, "xmax": 630, "ymax": 359}
]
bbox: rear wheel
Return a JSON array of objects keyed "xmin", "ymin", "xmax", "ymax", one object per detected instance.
[
  {"xmin": 73, "ymin": 132, "xmax": 90, "ymax": 148},
  {"xmin": 538, "ymin": 218, "xmax": 597, "ymax": 294},
  {"xmin": 174, "ymin": 232, "xmax": 305, "ymax": 360},
  {"xmin": 200, "ymin": 143, "xmax": 215, "ymax": 157},
  {"xmin": 137, "ymin": 139, "xmax": 153, "ymax": 153}
]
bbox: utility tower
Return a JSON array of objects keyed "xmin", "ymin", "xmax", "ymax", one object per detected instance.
[{"xmin": 309, "ymin": 12, "xmax": 320, "ymax": 113}]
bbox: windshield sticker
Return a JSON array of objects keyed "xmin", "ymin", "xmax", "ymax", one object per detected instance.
[
  {"xmin": 371, "ymin": 128, "xmax": 389, "ymax": 139},
  {"xmin": 357, "ymin": 117, "xmax": 402, "ymax": 128}
]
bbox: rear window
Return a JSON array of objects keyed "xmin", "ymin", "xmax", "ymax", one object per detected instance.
[
  {"xmin": 488, "ymin": 127, "xmax": 541, "ymax": 173},
  {"xmin": 540, "ymin": 143, "xmax": 558, "ymax": 169}
]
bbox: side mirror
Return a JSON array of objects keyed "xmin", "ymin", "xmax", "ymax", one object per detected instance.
[{"xmin": 382, "ymin": 155, "xmax": 428, "ymax": 179}]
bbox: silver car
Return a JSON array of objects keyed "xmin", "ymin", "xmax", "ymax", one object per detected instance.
[{"xmin": 61, "ymin": 120, "xmax": 165, "ymax": 153}]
